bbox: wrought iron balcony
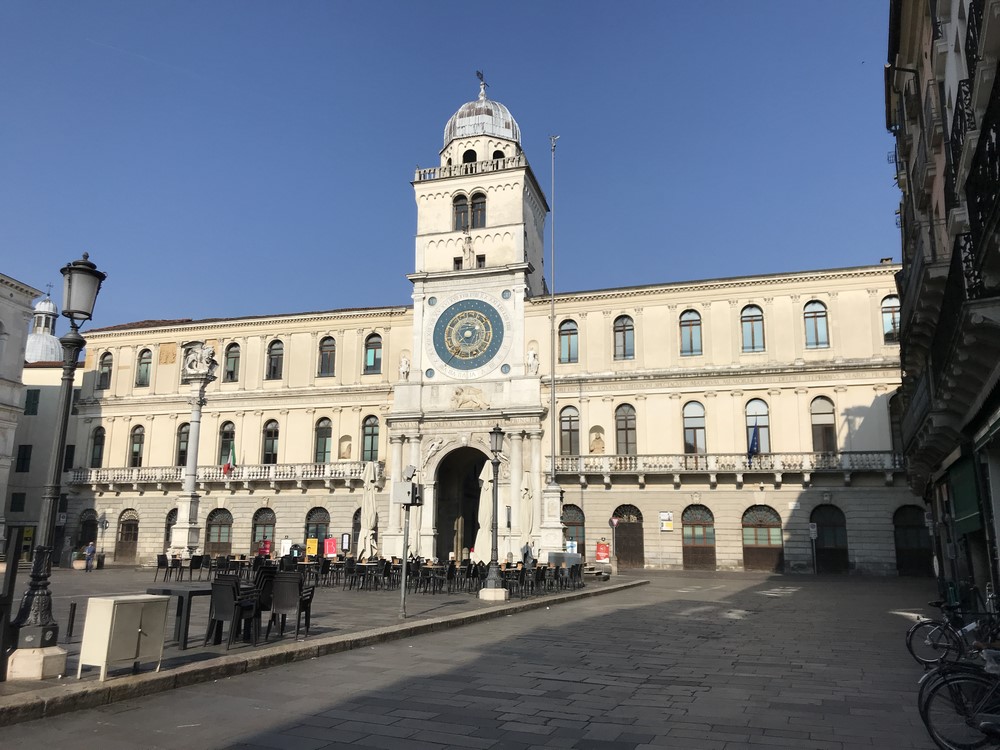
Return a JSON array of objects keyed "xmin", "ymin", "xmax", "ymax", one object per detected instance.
[
  {"xmin": 551, "ymin": 451, "xmax": 903, "ymax": 488},
  {"xmin": 414, "ymin": 155, "xmax": 526, "ymax": 183},
  {"xmin": 967, "ymin": 0, "xmax": 984, "ymax": 84},
  {"xmin": 966, "ymin": 73, "xmax": 1000, "ymax": 274},
  {"xmin": 68, "ymin": 460, "xmax": 384, "ymax": 493},
  {"xmin": 914, "ymin": 133, "xmax": 938, "ymax": 197},
  {"xmin": 950, "ymin": 80, "xmax": 976, "ymax": 176}
]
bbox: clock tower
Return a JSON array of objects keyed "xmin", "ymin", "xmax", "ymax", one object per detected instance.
[{"xmin": 387, "ymin": 80, "xmax": 555, "ymax": 565}]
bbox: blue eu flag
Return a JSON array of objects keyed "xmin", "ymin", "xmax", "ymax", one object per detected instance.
[{"xmin": 747, "ymin": 421, "xmax": 760, "ymax": 464}]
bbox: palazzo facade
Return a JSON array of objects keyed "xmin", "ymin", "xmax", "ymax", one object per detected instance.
[{"xmin": 27, "ymin": 84, "xmax": 921, "ymax": 573}]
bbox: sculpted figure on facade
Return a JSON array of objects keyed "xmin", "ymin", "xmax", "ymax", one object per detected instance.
[
  {"xmin": 451, "ymin": 386, "xmax": 488, "ymax": 410},
  {"xmin": 526, "ymin": 347, "xmax": 539, "ymax": 376},
  {"xmin": 422, "ymin": 437, "xmax": 450, "ymax": 469},
  {"xmin": 399, "ymin": 355, "xmax": 410, "ymax": 381}
]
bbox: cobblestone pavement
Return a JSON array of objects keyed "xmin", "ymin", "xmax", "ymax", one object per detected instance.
[{"xmin": 2, "ymin": 569, "xmax": 940, "ymax": 749}]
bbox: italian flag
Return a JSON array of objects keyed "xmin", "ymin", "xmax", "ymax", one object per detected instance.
[{"xmin": 222, "ymin": 444, "xmax": 236, "ymax": 477}]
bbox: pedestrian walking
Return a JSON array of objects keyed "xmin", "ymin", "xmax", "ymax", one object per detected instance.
[{"xmin": 84, "ymin": 540, "xmax": 96, "ymax": 572}]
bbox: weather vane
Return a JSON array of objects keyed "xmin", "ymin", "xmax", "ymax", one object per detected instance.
[{"xmin": 476, "ymin": 70, "xmax": 489, "ymax": 89}]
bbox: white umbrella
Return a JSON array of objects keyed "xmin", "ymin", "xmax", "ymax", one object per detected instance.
[
  {"xmin": 358, "ymin": 461, "xmax": 379, "ymax": 559},
  {"xmin": 472, "ymin": 462, "xmax": 494, "ymax": 563}
]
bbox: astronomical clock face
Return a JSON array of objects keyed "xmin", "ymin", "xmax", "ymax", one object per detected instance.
[{"xmin": 429, "ymin": 294, "xmax": 511, "ymax": 378}]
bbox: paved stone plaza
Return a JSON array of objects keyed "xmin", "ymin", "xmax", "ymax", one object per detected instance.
[{"xmin": 0, "ymin": 568, "xmax": 942, "ymax": 749}]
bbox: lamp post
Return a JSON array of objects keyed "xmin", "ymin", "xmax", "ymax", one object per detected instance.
[
  {"xmin": 98, "ymin": 515, "xmax": 109, "ymax": 556},
  {"xmin": 9, "ymin": 253, "xmax": 105, "ymax": 677},
  {"xmin": 483, "ymin": 425, "xmax": 505, "ymax": 591}
]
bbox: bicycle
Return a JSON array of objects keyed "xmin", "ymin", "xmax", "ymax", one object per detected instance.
[
  {"xmin": 907, "ymin": 589, "xmax": 1000, "ymax": 666},
  {"xmin": 920, "ymin": 650, "xmax": 1000, "ymax": 749}
]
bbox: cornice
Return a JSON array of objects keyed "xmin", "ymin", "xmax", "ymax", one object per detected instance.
[
  {"xmin": 526, "ymin": 265, "xmax": 901, "ymax": 306},
  {"xmin": 86, "ymin": 306, "xmax": 413, "ymax": 341}
]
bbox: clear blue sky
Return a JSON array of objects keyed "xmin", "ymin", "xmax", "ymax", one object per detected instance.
[{"xmin": 0, "ymin": 1, "xmax": 898, "ymax": 330}]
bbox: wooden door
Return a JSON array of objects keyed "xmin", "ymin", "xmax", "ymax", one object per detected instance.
[
  {"xmin": 615, "ymin": 522, "xmax": 645, "ymax": 568},
  {"xmin": 114, "ymin": 520, "xmax": 139, "ymax": 563}
]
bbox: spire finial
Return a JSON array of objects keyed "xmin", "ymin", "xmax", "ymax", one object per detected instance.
[
  {"xmin": 45, "ymin": 282, "xmax": 53, "ymax": 298},
  {"xmin": 476, "ymin": 69, "xmax": 488, "ymax": 99}
]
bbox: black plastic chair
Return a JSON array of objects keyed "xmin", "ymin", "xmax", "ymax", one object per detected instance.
[
  {"xmin": 153, "ymin": 553, "xmax": 170, "ymax": 582},
  {"xmin": 343, "ymin": 558, "xmax": 359, "ymax": 590},
  {"xmin": 205, "ymin": 578, "xmax": 259, "ymax": 649},
  {"xmin": 182, "ymin": 554, "xmax": 202, "ymax": 582},
  {"xmin": 266, "ymin": 572, "xmax": 314, "ymax": 641}
]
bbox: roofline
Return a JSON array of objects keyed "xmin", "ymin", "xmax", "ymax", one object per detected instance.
[{"xmin": 527, "ymin": 264, "xmax": 901, "ymax": 304}]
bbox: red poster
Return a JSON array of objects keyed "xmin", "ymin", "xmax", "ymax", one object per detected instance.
[
  {"xmin": 596, "ymin": 541, "xmax": 610, "ymax": 563},
  {"xmin": 324, "ymin": 537, "xmax": 337, "ymax": 557},
  {"xmin": 259, "ymin": 538, "xmax": 272, "ymax": 556}
]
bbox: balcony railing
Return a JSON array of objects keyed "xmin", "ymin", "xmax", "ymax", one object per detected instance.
[
  {"xmin": 899, "ymin": 229, "xmax": 935, "ymax": 333},
  {"xmin": 414, "ymin": 155, "xmax": 526, "ymax": 183},
  {"xmin": 951, "ymin": 79, "xmax": 976, "ymax": 172},
  {"xmin": 966, "ymin": 72, "xmax": 1000, "ymax": 262},
  {"xmin": 967, "ymin": 0, "xmax": 984, "ymax": 84},
  {"xmin": 68, "ymin": 460, "xmax": 383, "ymax": 490},
  {"xmin": 914, "ymin": 133, "xmax": 937, "ymax": 196},
  {"xmin": 901, "ymin": 369, "xmax": 932, "ymax": 452},
  {"xmin": 551, "ymin": 452, "xmax": 903, "ymax": 485}
]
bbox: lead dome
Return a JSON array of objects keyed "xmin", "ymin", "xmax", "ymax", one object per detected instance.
[
  {"xmin": 25, "ymin": 295, "xmax": 63, "ymax": 363},
  {"xmin": 443, "ymin": 82, "xmax": 521, "ymax": 147}
]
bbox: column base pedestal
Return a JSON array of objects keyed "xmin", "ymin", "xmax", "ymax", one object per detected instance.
[
  {"xmin": 7, "ymin": 646, "xmax": 67, "ymax": 680},
  {"xmin": 478, "ymin": 587, "xmax": 510, "ymax": 602}
]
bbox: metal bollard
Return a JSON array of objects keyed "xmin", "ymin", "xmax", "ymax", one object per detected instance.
[{"xmin": 65, "ymin": 600, "xmax": 77, "ymax": 642}]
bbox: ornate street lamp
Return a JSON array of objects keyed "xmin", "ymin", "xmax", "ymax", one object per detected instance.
[
  {"xmin": 8, "ymin": 253, "xmax": 105, "ymax": 676},
  {"xmin": 483, "ymin": 424, "xmax": 505, "ymax": 591}
]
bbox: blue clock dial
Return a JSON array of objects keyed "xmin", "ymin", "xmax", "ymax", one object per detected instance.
[{"xmin": 433, "ymin": 298, "xmax": 505, "ymax": 371}]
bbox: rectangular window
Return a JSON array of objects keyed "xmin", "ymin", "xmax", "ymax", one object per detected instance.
[
  {"xmin": 476, "ymin": 255, "xmax": 486, "ymax": 268},
  {"xmin": 10, "ymin": 493, "xmax": 26, "ymax": 513},
  {"xmin": 24, "ymin": 389, "xmax": 40, "ymax": 415},
  {"xmin": 15, "ymin": 445, "xmax": 31, "ymax": 473},
  {"xmin": 58, "ymin": 493, "xmax": 68, "ymax": 512},
  {"xmin": 63, "ymin": 445, "xmax": 75, "ymax": 472},
  {"xmin": 453, "ymin": 257, "xmax": 463, "ymax": 271},
  {"xmin": 71, "ymin": 388, "xmax": 80, "ymax": 416}
]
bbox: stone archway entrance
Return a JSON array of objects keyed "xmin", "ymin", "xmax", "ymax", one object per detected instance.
[{"xmin": 434, "ymin": 447, "xmax": 487, "ymax": 562}]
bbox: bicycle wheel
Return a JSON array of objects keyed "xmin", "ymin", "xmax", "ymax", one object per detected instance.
[
  {"xmin": 923, "ymin": 672, "xmax": 1000, "ymax": 749},
  {"xmin": 921, "ymin": 663, "xmax": 990, "ymax": 722},
  {"xmin": 910, "ymin": 619, "xmax": 964, "ymax": 665}
]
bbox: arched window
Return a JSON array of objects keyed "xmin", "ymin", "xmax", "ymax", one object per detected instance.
[
  {"xmin": 560, "ymin": 406, "xmax": 580, "ymax": 455},
  {"xmin": 315, "ymin": 418, "xmax": 332, "ymax": 463},
  {"xmin": 362, "ymin": 415, "xmax": 379, "ymax": 461},
  {"xmin": 219, "ymin": 421, "xmax": 235, "ymax": 465},
  {"xmin": 492, "ymin": 150, "xmax": 505, "ymax": 160},
  {"xmin": 462, "ymin": 149, "xmax": 477, "ymax": 164},
  {"xmin": 615, "ymin": 404, "xmax": 637, "ymax": 455},
  {"xmin": 129, "ymin": 425, "xmax": 144, "ymax": 468},
  {"xmin": 262, "ymin": 420, "xmax": 279, "ymax": 464},
  {"xmin": 741, "ymin": 305, "xmax": 765, "ymax": 352},
  {"xmin": 613, "ymin": 315, "xmax": 634, "ymax": 360},
  {"xmin": 135, "ymin": 349, "xmax": 152, "ymax": 387},
  {"xmin": 742, "ymin": 505, "xmax": 784, "ymax": 572},
  {"xmin": 97, "ymin": 352, "xmax": 113, "ymax": 390},
  {"xmin": 803, "ymin": 301, "xmax": 829, "ymax": 349},
  {"xmin": 679, "ymin": 310, "xmax": 702, "ymax": 356},
  {"xmin": 205, "ymin": 508, "xmax": 233, "ymax": 557},
  {"xmin": 559, "ymin": 320, "xmax": 578, "ymax": 363},
  {"xmin": 683, "ymin": 401, "xmax": 706, "ymax": 454},
  {"xmin": 305, "ymin": 507, "xmax": 330, "ymax": 541},
  {"xmin": 471, "ymin": 193, "xmax": 486, "ymax": 228},
  {"xmin": 176, "ymin": 422, "xmax": 190, "ymax": 466},
  {"xmin": 318, "ymin": 337, "xmax": 336, "ymax": 377},
  {"xmin": 745, "ymin": 399, "xmax": 771, "ymax": 453},
  {"xmin": 90, "ymin": 426, "xmax": 105, "ymax": 468},
  {"xmin": 265, "ymin": 340, "xmax": 283, "ymax": 380},
  {"xmin": 810, "ymin": 397, "xmax": 837, "ymax": 452},
  {"xmin": 364, "ymin": 334, "xmax": 382, "ymax": 374},
  {"xmin": 252, "ymin": 508, "xmax": 276, "ymax": 548},
  {"xmin": 224, "ymin": 343, "xmax": 240, "ymax": 382},
  {"xmin": 453, "ymin": 196, "xmax": 469, "ymax": 231},
  {"xmin": 882, "ymin": 295, "xmax": 901, "ymax": 343},
  {"xmin": 561, "ymin": 504, "xmax": 585, "ymax": 553}
]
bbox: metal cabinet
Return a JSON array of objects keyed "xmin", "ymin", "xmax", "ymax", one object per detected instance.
[{"xmin": 77, "ymin": 594, "xmax": 169, "ymax": 681}]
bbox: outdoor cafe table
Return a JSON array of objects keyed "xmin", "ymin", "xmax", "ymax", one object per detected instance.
[{"xmin": 146, "ymin": 584, "xmax": 212, "ymax": 650}]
